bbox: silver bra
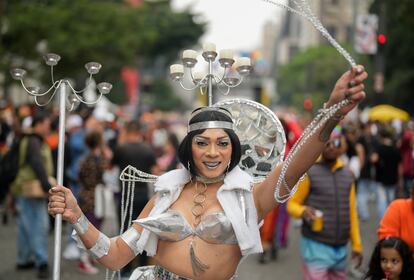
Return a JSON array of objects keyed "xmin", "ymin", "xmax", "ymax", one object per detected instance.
[{"xmin": 135, "ymin": 210, "xmax": 238, "ymax": 244}]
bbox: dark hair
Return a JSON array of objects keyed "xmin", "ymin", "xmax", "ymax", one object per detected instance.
[
  {"xmin": 31, "ymin": 111, "xmax": 50, "ymax": 128},
  {"xmin": 365, "ymin": 237, "xmax": 414, "ymax": 280},
  {"xmin": 125, "ymin": 120, "xmax": 141, "ymax": 134},
  {"xmin": 168, "ymin": 133, "xmax": 179, "ymax": 152},
  {"xmin": 178, "ymin": 108, "xmax": 241, "ymax": 176},
  {"xmin": 379, "ymin": 127, "xmax": 394, "ymax": 140},
  {"xmin": 84, "ymin": 130, "xmax": 103, "ymax": 150}
]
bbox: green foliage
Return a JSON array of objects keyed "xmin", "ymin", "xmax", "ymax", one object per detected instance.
[
  {"xmin": 276, "ymin": 43, "xmax": 375, "ymax": 112},
  {"xmin": 0, "ymin": 0, "xmax": 205, "ymax": 108},
  {"xmin": 277, "ymin": 45, "xmax": 347, "ymax": 111},
  {"xmin": 143, "ymin": 79, "xmax": 185, "ymax": 111}
]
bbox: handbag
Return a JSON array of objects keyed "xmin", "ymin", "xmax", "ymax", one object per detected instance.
[{"xmin": 21, "ymin": 177, "xmax": 57, "ymax": 198}]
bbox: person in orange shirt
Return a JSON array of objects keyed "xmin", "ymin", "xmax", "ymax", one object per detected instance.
[{"xmin": 378, "ymin": 181, "xmax": 414, "ymax": 254}]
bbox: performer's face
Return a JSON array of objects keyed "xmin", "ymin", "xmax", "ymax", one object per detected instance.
[{"xmin": 192, "ymin": 128, "xmax": 232, "ymax": 178}]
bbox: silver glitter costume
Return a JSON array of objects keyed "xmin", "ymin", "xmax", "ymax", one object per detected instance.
[{"xmin": 135, "ymin": 210, "xmax": 238, "ymax": 244}]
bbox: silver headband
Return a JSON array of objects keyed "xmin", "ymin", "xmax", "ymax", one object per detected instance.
[
  {"xmin": 191, "ymin": 107, "xmax": 233, "ymax": 120},
  {"xmin": 188, "ymin": 121, "xmax": 234, "ymax": 133}
]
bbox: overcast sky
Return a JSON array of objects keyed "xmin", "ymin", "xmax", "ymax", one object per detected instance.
[{"xmin": 171, "ymin": 0, "xmax": 283, "ymax": 51}]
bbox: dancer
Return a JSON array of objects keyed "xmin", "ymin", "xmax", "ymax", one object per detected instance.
[
  {"xmin": 49, "ymin": 65, "xmax": 367, "ymax": 279},
  {"xmin": 365, "ymin": 237, "xmax": 414, "ymax": 280}
]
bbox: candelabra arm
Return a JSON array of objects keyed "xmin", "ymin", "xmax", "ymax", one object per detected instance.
[
  {"xmin": 51, "ymin": 66, "xmax": 57, "ymax": 88},
  {"xmin": 212, "ymin": 66, "xmax": 230, "ymax": 84},
  {"xmin": 200, "ymin": 86, "xmax": 207, "ymax": 96},
  {"xmin": 66, "ymin": 74, "xmax": 94, "ymax": 94},
  {"xmin": 33, "ymin": 90, "xmax": 58, "ymax": 107},
  {"xmin": 216, "ymin": 85, "xmax": 231, "ymax": 96},
  {"xmin": 68, "ymin": 103, "xmax": 76, "ymax": 112},
  {"xmin": 189, "ymin": 68, "xmax": 195, "ymax": 82},
  {"xmin": 72, "ymin": 91, "xmax": 103, "ymax": 105},
  {"xmin": 178, "ymin": 80, "xmax": 204, "ymax": 91},
  {"xmin": 21, "ymin": 79, "xmax": 62, "ymax": 97}
]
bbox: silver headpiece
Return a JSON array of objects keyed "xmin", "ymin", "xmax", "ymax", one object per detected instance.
[{"xmin": 187, "ymin": 107, "xmax": 234, "ymax": 133}]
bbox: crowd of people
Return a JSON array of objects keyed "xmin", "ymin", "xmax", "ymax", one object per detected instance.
[
  {"xmin": 0, "ymin": 102, "xmax": 183, "ymax": 278},
  {"xmin": 1, "ymin": 65, "xmax": 414, "ymax": 280}
]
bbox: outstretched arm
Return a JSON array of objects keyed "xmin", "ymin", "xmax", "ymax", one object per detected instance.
[
  {"xmin": 48, "ymin": 186, "xmax": 155, "ymax": 271},
  {"xmin": 254, "ymin": 65, "xmax": 368, "ymax": 220}
]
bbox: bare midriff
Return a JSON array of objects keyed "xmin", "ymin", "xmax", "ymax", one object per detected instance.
[{"xmin": 154, "ymin": 238, "xmax": 242, "ymax": 280}]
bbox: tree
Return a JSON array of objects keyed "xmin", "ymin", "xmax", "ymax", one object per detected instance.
[
  {"xmin": 0, "ymin": 0, "xmax": 205, "ymax": 108},
  {"xmin": 369, "ymin": 0, "xmax": 414, "ymax": 113},
  {"xmin": 276, "ymin": 44, "xmax": 374, "ymax": 112}
]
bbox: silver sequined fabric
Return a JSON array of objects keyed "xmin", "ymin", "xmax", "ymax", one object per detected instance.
[{"xmin": 135, "ymin": 210, "xmax": 237, "ymax": 244}]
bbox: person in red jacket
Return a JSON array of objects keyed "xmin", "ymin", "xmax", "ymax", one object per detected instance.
[{"xmin": 378, "ymin": 181, "xmax": 414, "ymax": 254}]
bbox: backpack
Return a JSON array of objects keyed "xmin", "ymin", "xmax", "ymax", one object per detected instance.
[{"xmin": 0, "ymin": 137, "xmax": 21, "ymax": 201}]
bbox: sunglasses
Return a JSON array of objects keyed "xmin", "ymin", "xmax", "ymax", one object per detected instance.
[{"xmin": 326, "ymin": 138, "xmax": 342, "ymax": 148}]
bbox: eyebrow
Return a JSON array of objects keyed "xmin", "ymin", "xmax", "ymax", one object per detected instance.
[{"xmin": 194, "ymin": 135, "xmax": 230, "ymax": 140}]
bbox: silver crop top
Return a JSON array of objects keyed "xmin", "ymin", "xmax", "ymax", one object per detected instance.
[{"xmin": 135, "ymin": 210, "xmax": 238, "ymax": 244}]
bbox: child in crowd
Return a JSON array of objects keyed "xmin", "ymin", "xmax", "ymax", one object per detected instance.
[{"xmin": 365, "ymin": 237, "xmax": 414, "ymax": 280}]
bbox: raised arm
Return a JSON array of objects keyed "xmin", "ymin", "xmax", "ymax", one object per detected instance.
[
  {"xmin": 48, "ymin": 186, "xmax": 155, "ymax": 271},
  {"xmin": 254, "ymin": 65, "xmax": 368, "ymax": 220}
]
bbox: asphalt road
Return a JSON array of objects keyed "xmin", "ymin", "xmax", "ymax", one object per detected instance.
[{"xmin": 0, "ymin": 201, "xmax": 379, "ymax": 280}]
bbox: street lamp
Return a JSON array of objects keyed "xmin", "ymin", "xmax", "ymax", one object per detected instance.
[
  {"xmin": 169, "ymin": 43, "xmax": 253, "ymax": 106},
  {"xmin": 10, "ymin": 53, "xmax": 112, "ymax": 280}
]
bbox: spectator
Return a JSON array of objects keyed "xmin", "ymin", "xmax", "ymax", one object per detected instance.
[
  {"xmin": 372, "ymin": 127, "xmax": 403, "ymax": 218},
  {"xmin": 259, "ymin": 116, "xmax": 302, "ymax": 263},
  {"xmin": 156, "ymin": 132, "xmax": 180, "ymax": 173},
  {"xmin": 399, "ymin": 121, "xmax": 414, "ymax": 198},
  {"xmin": 11, "ymin": 111, "xmax": 53, "ymax": 279},
  {"xmin": 365, "ymin": 237, "xmax": 414, "ymax": 280},
  {"xmin": 342, "ymin": 123, "xmax": 365, "ymax": 179},
  {"xmin": 111, "ymin": 120, "xmax": 156, "ymax": 277},
  {"xmin": 357, "ymin": 122, "xmax": 378, "ymax": 221},
  {"xmin": 287, "ymin": 130, "xmax": 363, "ymax": 280},
  {"xmin": 378, "ymin": 181, "xmax": 414, "ymax": 254},
  {"xmin": 77, "ymin": 130, "xmax": 109, "ymax": 274}
]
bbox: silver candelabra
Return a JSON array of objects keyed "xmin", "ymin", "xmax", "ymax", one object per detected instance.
[
  {"xmin": 169, "ymin": 43, "xmax": 253, "ymax": 106},
  {"xmin": 10, "ymin": 53, "xmax": 112, "ymax": 280}
]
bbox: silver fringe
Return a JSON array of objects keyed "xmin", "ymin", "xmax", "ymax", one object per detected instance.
[
  {"xmin": 189, "ymin": 241, "xmax": 209, "ymax": 276},
  {"xmin": 104, "ymin": 166, "xmax": 158, "ymax": 280}
]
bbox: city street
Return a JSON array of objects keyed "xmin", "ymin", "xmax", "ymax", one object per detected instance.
[{"xmin": 0, "ymin": 202, "xmax": 379, "ymax": 280}]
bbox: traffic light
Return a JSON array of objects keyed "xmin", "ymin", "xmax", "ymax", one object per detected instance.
[
  {"xmin": 377, "ymin": 33, "xmax": 387, "ymax": 45},
  {"xmin": 303, "ymin": 98, "xmax": 313, "ymax": 111}
]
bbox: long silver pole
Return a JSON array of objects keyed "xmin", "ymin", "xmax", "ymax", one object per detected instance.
[
  {"xmin": 53, "ymin": 80, "xmax": 67, "ymax": 280},
  {"xmin": 208, "ymin": 60, "xmax": 213, "ymax": 106}
]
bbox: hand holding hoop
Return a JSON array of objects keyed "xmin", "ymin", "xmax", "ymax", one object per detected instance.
[{"xmin": 326, "ymin": 65, "xmax": 368, "ymax": 116}]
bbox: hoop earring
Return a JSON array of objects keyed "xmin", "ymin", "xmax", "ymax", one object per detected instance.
[{"xmin": 225, "ymin": 161, "xmax": 230, "ymax": 176}]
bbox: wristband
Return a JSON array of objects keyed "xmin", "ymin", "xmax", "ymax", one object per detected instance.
[{"xmin": 72, "ymin": 213, "xmax": 89, "ymax": 235}]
